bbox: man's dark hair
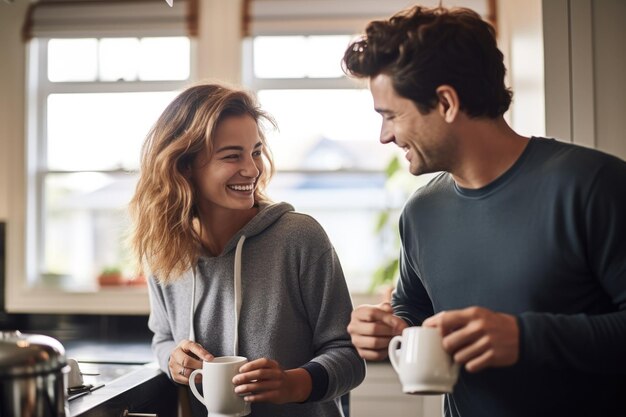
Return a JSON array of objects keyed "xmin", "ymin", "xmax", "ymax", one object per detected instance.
[{"xmin": 342, "ymin": 6, "xmax": 513, "ymax": 118}]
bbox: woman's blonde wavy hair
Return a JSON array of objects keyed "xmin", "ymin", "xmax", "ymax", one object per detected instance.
[{"xmin": 128, "ymin": 82, "xmax": 275, "ymax": 283}]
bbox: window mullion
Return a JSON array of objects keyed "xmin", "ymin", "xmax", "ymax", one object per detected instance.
[
  {"xmin": 32, "ymin": 39, "xmax": 49, "ymax": 286},
  {"xmin": 41, "ymin": 80, "xmax": 189, "ymax": 95},
  {"xmin": 252, "ymin": 77, "xmax": 361, "ymax": 90}
]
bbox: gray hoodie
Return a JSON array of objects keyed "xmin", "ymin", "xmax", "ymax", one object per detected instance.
[{"xmin": 148, "ymin": 202, "xmax": 365, "ymax": 417}]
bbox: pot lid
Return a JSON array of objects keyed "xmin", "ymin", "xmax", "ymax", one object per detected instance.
[{"xmin": 0, "ymin": 330, "xmax": 68, "ymax": 378}]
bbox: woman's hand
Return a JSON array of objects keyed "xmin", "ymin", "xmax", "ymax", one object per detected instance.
[
  {"xmin": 232, "ymin": 358, "xmax": 312, "ymax": 404},
  {"xmin": 168, "ymin": 339, "xmax": 214, "ymax": 384}
]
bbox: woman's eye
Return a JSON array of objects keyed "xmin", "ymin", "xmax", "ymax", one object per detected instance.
[
  {"xmin": 222, "ymin": 154, "xmax": 239, "ymax": 160},
  {"xmin": 252, "ymin": 150, "xmax": 262, "ymax": 157}
]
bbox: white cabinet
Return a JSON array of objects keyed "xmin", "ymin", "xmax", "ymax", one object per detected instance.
[{"xmin": 351, "ymin": 362, "xmax": 443, "ymax": 417}]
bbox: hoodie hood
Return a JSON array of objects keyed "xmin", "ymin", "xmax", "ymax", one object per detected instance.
[
  {"xmin": 212, "ymin": 202, "xmax": 295, "ymax": 257},
  {"xmin": 189, "ymin": 201, "xmax": 294, "ymax": 353}
]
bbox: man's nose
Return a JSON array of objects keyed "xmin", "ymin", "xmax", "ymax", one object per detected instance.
[{"xmin": 379, "ymin": 122, "xmax": 395, "ymax": 144}]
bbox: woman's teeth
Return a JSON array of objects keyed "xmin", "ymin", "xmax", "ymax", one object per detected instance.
[{"xmin": 228, "ymin": 184, "xmax": 254, "ymax": 191}]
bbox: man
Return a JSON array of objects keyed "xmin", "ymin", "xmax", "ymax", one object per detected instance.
[{"xmin": 342, "ymin": 5, "xmax": 626, "ymax": 417}]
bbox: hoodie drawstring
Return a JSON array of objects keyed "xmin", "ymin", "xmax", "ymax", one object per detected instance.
[
  {"xmin": 188, "ymin": 235, "xmax": 247, "ymax": 355},
  {"xmin": 233, "ymin": 235, "xmax": 246, "ymax": 356},
  {"xmin": 189, "ymin": 266, "xmax": 197, "ymax": 342}
]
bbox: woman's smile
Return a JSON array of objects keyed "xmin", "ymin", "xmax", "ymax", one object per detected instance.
[{"xmin": 227, "ymin": 183, "xmax": 256, "ymax": 193}]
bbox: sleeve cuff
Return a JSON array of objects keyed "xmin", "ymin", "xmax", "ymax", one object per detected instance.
[{"xmin": 301, "ymin": 361, "xmax": 329, "ymax": 402}]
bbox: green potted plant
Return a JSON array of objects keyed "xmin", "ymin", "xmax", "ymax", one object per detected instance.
[
  {"xmin": 370, "ymin": 156, "xmax": 436, "ymax": 299},
  {"xmin": 97, "ymin": 266, "xmax": 124, "ymax": 287},
  {"xmin": 370, "ymin": 156, "xmax": 403, "ymax": 298}
]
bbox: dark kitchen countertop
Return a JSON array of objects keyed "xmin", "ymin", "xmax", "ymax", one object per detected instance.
[
  {"xmin": 62, "ymin": 340, "xmax": 178, "ymax": 417},
  {"xmin": 0, "ymin": 314, "xmax": 177, "ymax": 416},
  {"xmin": 68, "ymin": 362, "xmax": 164, "ymax": 417}
]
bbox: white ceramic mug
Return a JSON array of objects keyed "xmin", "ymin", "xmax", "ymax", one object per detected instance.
[
  {"xmin": 388, "ymin": 326, "xmax": 460, "ymax": 395},
  {"xmin": 189, "ymin": 356, "xmax": 251, "ymax": 417}
]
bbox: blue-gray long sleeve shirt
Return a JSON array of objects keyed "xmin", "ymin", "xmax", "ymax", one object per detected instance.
[{"xmin": 393, "ymin": 137, "xmax": 626, "ymax": 417}]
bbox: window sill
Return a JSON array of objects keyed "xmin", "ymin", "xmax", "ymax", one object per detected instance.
[{"xmin": 5, "ymin": 284, "xmax": 150, "ymax": 315}]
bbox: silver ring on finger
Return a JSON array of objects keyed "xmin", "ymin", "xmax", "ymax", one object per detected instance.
[{"xmin": 179, "ymin": 367, "xmax": 186, "ymax": 377}]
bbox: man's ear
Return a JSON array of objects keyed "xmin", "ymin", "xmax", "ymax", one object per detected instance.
[{"xmin": 435, "ymin": 85, "xmax": 460, "ymax": 123}]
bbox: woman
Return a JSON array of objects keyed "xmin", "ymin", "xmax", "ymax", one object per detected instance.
[{"xmin": 128, "ymin": 83, "xmax": 365, "ymax": 416}]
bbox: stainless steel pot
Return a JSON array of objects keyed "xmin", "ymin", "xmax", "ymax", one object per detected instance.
[{"xmin": 0, "ymin": 330, "xmax": 70, "ymax": 417}]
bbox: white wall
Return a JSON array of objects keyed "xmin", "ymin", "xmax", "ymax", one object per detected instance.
[
  {"xmin": 498, "ymin": 0, "xmax": 545, "ymax": 138},
  {"xmin": 0, "ymin": 2, "xmax": 29, "ymax": 314},
  {"xmin": 544, "ymin": 0, "xmax": 626, "ymax": 158},
  {"xmin": 196, "ymin": 0, "xmax": 243, "ymax": 84},
  {"xmin": 0, "ymin": 1, "xmax": 29, "ymax": 222},
  {"xmin": 592, "ymin": 0, "xmax": 626, "ymax": 158}
]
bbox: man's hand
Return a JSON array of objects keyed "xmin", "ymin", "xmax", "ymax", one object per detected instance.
[
  {"xmin": 347, "ymin": 303, "xmax": 408, "ymax": 360},
  {"xmin": 168, "ymin": 339, "xmax": 214, "ymax": 384},
  {"xmin": 422, "ymin": 306, "xmax": 519, "ymax": 372},
  {"xmin": 233, "ymin": 358, "xmax": 311, "ymax": 404}
]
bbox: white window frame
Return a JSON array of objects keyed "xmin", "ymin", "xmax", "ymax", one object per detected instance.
[
  {"xmin": 242, "ymin": 35, "xmax": 401, "ymax": 294},
  {"xmin": 7, "ymin": 36, "xmax": 196, "ymax": 314}
]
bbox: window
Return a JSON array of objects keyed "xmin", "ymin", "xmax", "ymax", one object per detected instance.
[
  {"xmin": 28, "ymin": 36, "xmax": 192, "ymax": 293},
  {"xmin": 243, "ymin": 0, "xmax": 491, "ymax": 293},
  {"xmin": 17, "ymin": 1, "xmax": 196, "ymax": 308},
  {"xmin": 244, "ymin": 34, "xmax": 414, "ymax": 293}
]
